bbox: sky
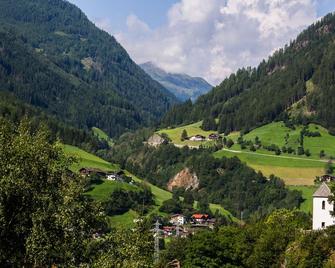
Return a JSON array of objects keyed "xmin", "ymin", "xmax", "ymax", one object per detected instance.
[{"xmin": 68, "ymin": 0, "xmax": 335, "ymax": 85}]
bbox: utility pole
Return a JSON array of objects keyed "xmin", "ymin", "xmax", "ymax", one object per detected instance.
[
  {"xmin": 176, "ymin": 222, "xmax": 180, "ymax": 237},
  {"xmin": 154, "ymin": 220, "xmax": 161, "ymax": 264}
]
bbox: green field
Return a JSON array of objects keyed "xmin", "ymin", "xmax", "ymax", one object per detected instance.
[
  {"xmin": 63, "ymin": 145, "xmax": 236, "ymax": 227},
  {"xmin": 161, "ymin": 121, "xmax": 335, "ymax": 185},
  {"xmin": 86, "ymin": 180, "xmax": 138, "ymax": 201},
  {"xmin": 63, "ymin": 144, "xmax": 119, "ymax": 171},
  {"xmin": 158, "ymin": 121, "xmax": 216, "ymax": 147}
]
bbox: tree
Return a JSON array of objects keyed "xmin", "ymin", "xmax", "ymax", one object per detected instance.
[
  {"xmin": 90, "ymin": 222, "xmax": 154, "ymax": 268},
  {"xmin": 226, "ymin": 139, "xmax": 234, "ymax": 148},
  {"xmin": 325, "ymin": 161, "xmax": 334, "ymax": 174},
  {"xmin": 297, "ymin": 146, "xmax": 304, "ymax": 155},
  {"xmin": 320, "ymin": 150, "xmax": 326, "ymax": 158},
  {"xmin": 181, "ymin": 129, "xmax": 188, "ymax": 141},
  {"xmin": 0, "ymin": 118, "xmax": 103, "ymax": 267},
  {"xmin": 201, "ymin": 117, "xmax": 217, "ymax": 131},
  {"xmin": 305, "ymin": 149, "xmax": 311, "ymax": 157}
]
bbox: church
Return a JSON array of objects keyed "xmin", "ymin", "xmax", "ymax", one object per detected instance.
[{"xmin": 313, "ymin": 182, "xmax": 335, "ymax": 230}]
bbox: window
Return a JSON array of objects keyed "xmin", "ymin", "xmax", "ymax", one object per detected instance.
[
  {"xmin": 322, "ymin": 200, "xmax": 326, "ymax": 210},
  {"xmin": 322, "ymin": 222, "xmax": 325, "ymax": 228}
]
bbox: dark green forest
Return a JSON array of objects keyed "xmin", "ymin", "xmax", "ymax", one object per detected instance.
[
  {"xmin": 162, "ymin": 13, "xmax": 335, "ymax": 134},
  {"xmin": 0, "ymin": 0, "xmax": 177, "ymax": 138}
]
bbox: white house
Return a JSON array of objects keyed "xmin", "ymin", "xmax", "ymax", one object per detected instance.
[
  {"xmin": 170, "ymin": 214, "xmax": 186, "ymax": 226},
  {"xmin": 313, "ymin": 182, "xmax": 335, "ymax": 230},
  {"xmin": 189, "ymin": 135, "xmax": 206, "ymax": 142}
]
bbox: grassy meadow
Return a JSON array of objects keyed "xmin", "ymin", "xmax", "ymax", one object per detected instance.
[{"xmin": 160, "ymin": 121, "xmax": 335, "ymax": 186}]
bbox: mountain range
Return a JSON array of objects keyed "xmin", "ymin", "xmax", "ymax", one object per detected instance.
[
  {"xmin": 0, "ymin": 0, "xmax": 178, "ymax": 137},
  {"xmin": 140, "ymin": 62, "xmax": 212, "ymax": 101}
]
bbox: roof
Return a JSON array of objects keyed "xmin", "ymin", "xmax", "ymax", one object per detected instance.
[
  {"xmin": 313, "ymin": 182, "xmax": 332, "ymax": 197},
  {"xmin": 192, "ymin": 214, "xmax": 209, "ymax": 219}
]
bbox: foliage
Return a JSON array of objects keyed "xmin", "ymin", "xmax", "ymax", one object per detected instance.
[
  {"xmin": 104, "ymin": 183, "xmax": 154, "ymax": 216},
  {"xmin": 201, "ymin": 116, "xmax": 217, "ymax": 131},
  {"xmin": 0, "ymin": 118, "xmax": 104, "ymax": 267},
  {"xmin": 181, "ymin": 129, "xmax": 188, "ymax": 141},
  {"xmin": 88, "ymin": 222, "xmax": 154, "ymax": 268}
]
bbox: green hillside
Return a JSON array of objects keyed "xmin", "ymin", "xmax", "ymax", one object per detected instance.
[
  {"xmin": 63, "ymin": 144, "xmax": 119, "ymax": 171},
  {"xmin": 63, "ymin": 144, "xmax": 235, "ymax": 227},
  {"xmin": 0, "ymin": 0, "xmax": 177, "ymax": 138},
  {"xmin": 162, "ymin": 13, "xmax": 335, "ymax": 134},
  {"xmin": 160, "ymin": 121, "xmax": 334, "ymax": 185}
]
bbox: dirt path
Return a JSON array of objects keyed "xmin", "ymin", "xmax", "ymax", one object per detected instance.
[{"xmin": 221, "ymin": 148, "xmax": 329, "ymax": 163}]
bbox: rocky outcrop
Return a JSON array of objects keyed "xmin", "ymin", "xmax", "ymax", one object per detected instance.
[
  {"xmin": 147, "ymin": 134, "xmax": 167, "ymax": 147},
  {"xmin": 167, "ymin": 168, "xmax": 199, "ymax": 191}
]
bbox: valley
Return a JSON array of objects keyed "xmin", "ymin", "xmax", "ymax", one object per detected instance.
[{"xmin": 63, "ymin": 143, "xmax": 235, "ymax": 227}]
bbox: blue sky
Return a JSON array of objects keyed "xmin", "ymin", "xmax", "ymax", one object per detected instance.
[
  {"xmin": 68, "ymin": 0, "xmax": 335, "ymax": 84},
  {"xmin": 68, "ymin": 0, "xmax": 178, "ymax": 31}
]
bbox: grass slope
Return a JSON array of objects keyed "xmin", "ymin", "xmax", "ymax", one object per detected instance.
[
  {"xmin": 63, "ymin": 144, "xmax": 118, "ymax": 171},
  {"xmin": 92, "ymin": 127, "xmax": 114, "ymax": 146},
  {"xmin": 160, "ymin": 121, "xmax": 335, "ymax": 185},
  {"xmin": 158, "ymin": 121, "xmax": 215, "ymax": 147},
  {"xmin": 63, "ymin": 145, "xmax": 236, "ymax": 227}
]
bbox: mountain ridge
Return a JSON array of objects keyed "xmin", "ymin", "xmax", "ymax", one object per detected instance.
[
  {"xmin": 140, "ymin": 61, "xmax": 212, "ymax": 101},
  {"xmin": 162, "ymin": 13, "xmax": 335, "ymax": 133},
  {"xmin": 0, "ymin": 0, "xmax": 178, "ymax": 137}
]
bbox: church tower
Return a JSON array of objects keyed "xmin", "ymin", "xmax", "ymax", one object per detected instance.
[{"xmin": 313, "ymin": 182, "xmax": 335, "ymax": 230}]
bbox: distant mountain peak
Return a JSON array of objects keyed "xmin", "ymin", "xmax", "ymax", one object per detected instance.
[{"xmin": 140, "ymin": 62, "xmax": 212, "ymax": 101}]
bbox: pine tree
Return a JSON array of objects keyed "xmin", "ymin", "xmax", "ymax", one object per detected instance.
[{"xmin": 181, "ymin": 129, "xmax": 188, "ymax": 141}]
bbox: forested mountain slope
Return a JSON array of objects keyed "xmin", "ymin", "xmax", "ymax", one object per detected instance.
[
  {"xmin": 162, "ymin": 13, "xmax": 335, "ymax": 133},
  {"xmin": 0, "ymin": 0, "xmax": 177, "ymax": 137},
  {"xmin": 140, "ymin": 62, "xmax": 212, "ymax": 101}
]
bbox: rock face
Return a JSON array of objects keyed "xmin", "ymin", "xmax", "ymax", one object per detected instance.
[
  {"xmin": 148, "ymin": 134, "xmax": 167, "ymax": 147},
  {"xmin": 167, "ymin": 168, "xmax": 199, "ymax": 191}
]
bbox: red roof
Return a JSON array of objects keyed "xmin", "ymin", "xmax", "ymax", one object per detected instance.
[{"xmin": 192, "ymin": 214, "xmax": 209, "ymax": 219}]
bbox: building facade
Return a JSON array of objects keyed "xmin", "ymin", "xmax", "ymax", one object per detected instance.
[{"xmin": 313, "ymin": 182, "xmax": 335, "ymax": 230}]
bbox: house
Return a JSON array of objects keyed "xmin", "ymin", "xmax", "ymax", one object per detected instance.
[
  {"xmin": 189, "ymin": 135, "xmax": 206, "ymax": 142},
  {"xmin": 106, "ymin": 173, "xmax": 121, "ymax": 181},
  {"xmin": 170, "ymin": 214, "xmax": 186, "ymax": 226},
  {"xmin": 192, "ymin": 214, "xmax": 209, "ymax": 224},
  {"xmin": 313, "ymin": 182, "xmax": 335, "ymax": 230},
  {"xmin": 208, "ymin": 133, "xmax": 220, "ymax": 140},
  {"xmin": 79, "ymin": 168, "xmax": 107, "ymax": 177},
  {"xmin": 162, "ymin": 226, "xmax": 175, "ymax": 237},
  {"xmin": 318, "ymin": 175, "xmax": 335, "ymax": 183}
]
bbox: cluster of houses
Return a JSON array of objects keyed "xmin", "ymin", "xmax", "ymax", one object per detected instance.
[
  {"xmin": 160, "ymin": 213, "xmax": 216, "ymax": 238},
  {"xmin": 79, "ymin": 168, "xmax": 134, "ymax": 184},
  {"xmin": 189, "ymin": 133, "xmax": 221, "ymax": 142}
]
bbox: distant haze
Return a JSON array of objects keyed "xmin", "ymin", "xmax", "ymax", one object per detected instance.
[{"xmin": 140, "ymin": 62, "xmax": 212, "ymax": 102}]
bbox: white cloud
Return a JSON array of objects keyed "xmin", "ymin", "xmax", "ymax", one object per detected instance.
[{"xmin": 98, "ymin": 0, "xmax": 319, "ymax": 85}]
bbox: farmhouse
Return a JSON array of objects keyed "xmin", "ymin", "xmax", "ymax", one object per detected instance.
[
  {"xmin": 189, "ymin": 135, "xmax": 206, "ymax": 141},
  {"xmin": 170, "ymin": 214, "xmax": 186, "ymax": 226},
  {"xmin": 313, "ymin": 182, "xmax": 335, "ymax": 230},
  {"xmin": 318, "ymin": 174, "xmax": 335, "ymax": 183},
  {"xmin": 79, "ymin": 168, "xmax": 107, "ymax": 177},
  {"xmin": 192, "ymin": 214, "xmax": 209, "ymax": 224},
  {"xmin": 106, "ymin": 173, "xmax": 123, "ymax": 182},
  {"xmin": 208, "ymin": 133, "xmax": 220, "ymax": 140}
]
